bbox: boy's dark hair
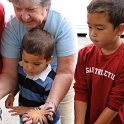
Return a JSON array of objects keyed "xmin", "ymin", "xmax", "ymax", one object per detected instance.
[
  {"xmin": 87, "ymin": 0, "xmax": 124, "ymax": 28},
  {"xmin": 22, "ymin": 28, "xmax": 54, "ymax": 60}
]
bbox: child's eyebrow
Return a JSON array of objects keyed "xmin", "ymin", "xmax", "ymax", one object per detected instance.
[
  {"xmin": 87, "ymin": 22, "xmax": 104, "ymax": 26},
  {"xmin": 87, "ymin": 23, "xmax": 104, "ymax": 27},
  {"xmin": 95, "ymin": 24, "xmax": 104, "ymax": 27}
]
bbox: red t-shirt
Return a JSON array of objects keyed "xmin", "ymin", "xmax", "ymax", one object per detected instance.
[
  {"xmin": 0, "ymin": 3, "xmax": 5, "ymax": 71},
  {"xmin": 74, "ymin": 43, "xmax": 124, "ymax": 124},
  {"xmin": 0, "ymin": 3, "xmax": 5, "ymax": 39}
]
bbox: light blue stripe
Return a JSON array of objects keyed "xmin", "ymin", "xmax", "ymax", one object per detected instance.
[{"xmin": 19, "ymin": 86, "xmax": 44, "ymax": 102}]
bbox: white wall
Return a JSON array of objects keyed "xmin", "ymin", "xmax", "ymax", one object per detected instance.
[
  {"xmin": 52, "ymin": 0, "xmax": 91, "ymax": 33},
  {"xmin": 0, "ymin": 0, "xmax": 14, "ymax": 21}
]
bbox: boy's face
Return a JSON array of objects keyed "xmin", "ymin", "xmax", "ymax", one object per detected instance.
[
  {"xmin": 22, "ymin": 50, "xmax": 51, "ymax": 76},
  {"xmin": 87, "ymin": 12, "xmax": 121, "ymax": 52}
]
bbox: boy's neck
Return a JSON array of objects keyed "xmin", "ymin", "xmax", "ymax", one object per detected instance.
[{"xmin": 101, "ymin": 38, "xmax": 122, "ymax": 55}]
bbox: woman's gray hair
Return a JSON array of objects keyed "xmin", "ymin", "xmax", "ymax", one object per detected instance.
[
  {"xmin": 37, "ymin": 0, "xmax": 51, "ymax": 6},
  {"xmin": 8, "ymin": 0, "xmax": 51, "ymax": 6}
]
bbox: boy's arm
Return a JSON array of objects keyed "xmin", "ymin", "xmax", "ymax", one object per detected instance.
[
  {"xmin": 9, "ymin": 106, "xmax": 34, "ymax": 116},
  {"xmin": 74, "ymin": 49, "xmax": 89, "ymax": 124},
  {"xmin": 74, "ymin": 100, "xmax": 87, "ymax": 124},
  {"xmin": 94, "ymin": 107, "xmax": 118, "ymax": 124}
]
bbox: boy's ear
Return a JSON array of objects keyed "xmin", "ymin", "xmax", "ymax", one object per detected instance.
[
  {"xmin": 117, "ymin": 23, "xmax": 124, "ymax": 36},
  {"xmin": 46, "ymin": 56, "xmax": 52, "ymax": 64}
]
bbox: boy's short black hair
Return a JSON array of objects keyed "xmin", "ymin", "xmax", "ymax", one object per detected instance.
[
  {"xmin": 22, "ymin": 28, "xmax": 54, "ymax": 60},
  {"xmin": 87, "ymin": 0, "xmax": 124, "ymax": 28}
]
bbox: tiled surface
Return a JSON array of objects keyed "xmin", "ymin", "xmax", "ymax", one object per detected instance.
[
  {"xmin": 0, "ymin": 94, "xmax": 19, "ymax": 124},
  {"xmin": 0, "ymin": 36, "xmax": 91, "ymax": 124}
]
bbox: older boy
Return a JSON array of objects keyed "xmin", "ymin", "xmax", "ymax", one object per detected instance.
[{"xmin": 74, "ymin": 0, "xmax": 124, "ymax": 124}]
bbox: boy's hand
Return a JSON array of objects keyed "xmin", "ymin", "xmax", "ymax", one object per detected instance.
[
  {"xmin": 23, "ymin": 107, "xmax": 48, "ymax": 124},
  {"xmin": 8, "ymin": 106, "xmax": 33, "ymax": 116},
  {"xmin": 5, "ymin": 94, "xmax": 15, "ymax": 109},
  {"xmin": 22, "ymin": 102, "xmax": 56, "ymax": 124}
]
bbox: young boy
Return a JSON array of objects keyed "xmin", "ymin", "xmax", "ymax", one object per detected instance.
[
  {"xmin": 5, "ymin": 28, "xmax": 60, "ymax": 124},
  {"xmin": 74, "ymin": 0, "xmax": 124, "ymax": 124}
]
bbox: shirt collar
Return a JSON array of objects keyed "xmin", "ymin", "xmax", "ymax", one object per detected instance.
[{"xmin": 19, "ymin": 61, "xmax": 51, "ymax": 81}]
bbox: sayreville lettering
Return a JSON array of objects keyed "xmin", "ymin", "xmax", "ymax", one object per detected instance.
[{"xmin": 86, "ymin": 67, "xmax": 115, "ymax": 80}]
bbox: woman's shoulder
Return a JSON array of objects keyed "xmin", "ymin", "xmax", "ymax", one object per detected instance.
[
  {"xmin": 48, "ymin": 8, "xmax": 67, "ymax": 21},
  {"xmin": 45, "ymin": 8, "xmax": 74, "ymax": 35},
  {"xmin": 5, "ymin": 14, "xmax": 28, "ymax": 34},
  {"xmin": 6, "ymin": 14, "xmax": 20, "ymax": 25},
  {"xmin": 49, "ymin": 8, "xmax": 64, "ymax": 15}
]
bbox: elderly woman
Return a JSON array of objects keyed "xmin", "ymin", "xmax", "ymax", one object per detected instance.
[{"xmin": 0, "ymin": 0, "xmax": 77, "ymax": 123}]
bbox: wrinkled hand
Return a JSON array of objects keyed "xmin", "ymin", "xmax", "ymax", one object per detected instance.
[
  {"xmin": 39, "ymin": 102, "xmax": 56, "ymax": 121},
  {"xmin": 22, "ymin": 102, "xmax": 56, "ymax": 124},
  {"xmin": 8, "ymin": 106, "xmax": 32, "ymax": 116}
]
